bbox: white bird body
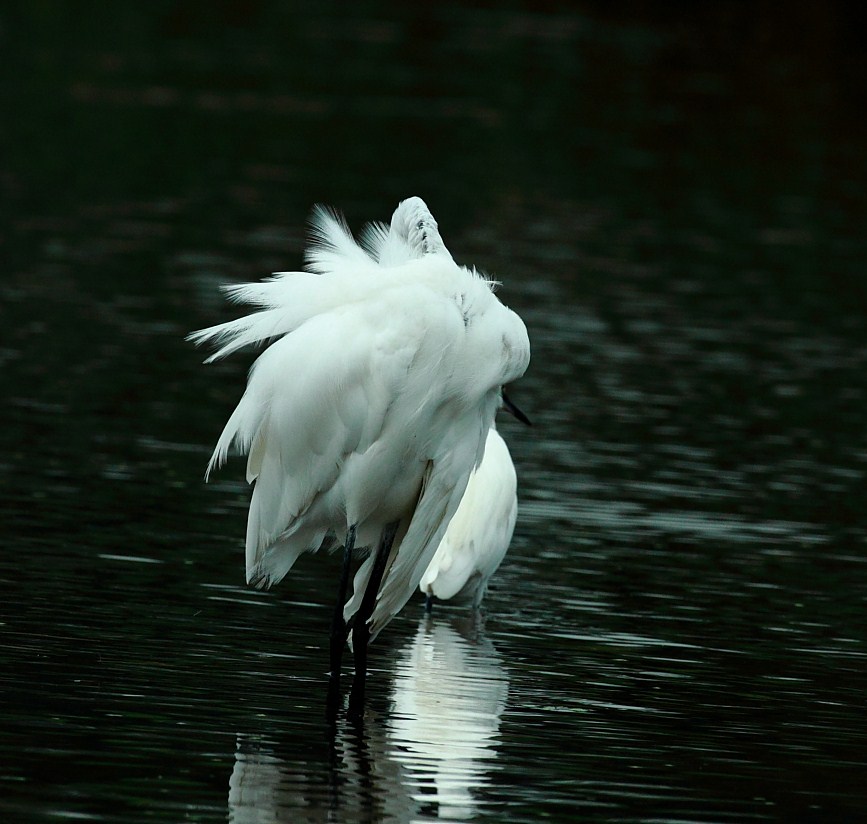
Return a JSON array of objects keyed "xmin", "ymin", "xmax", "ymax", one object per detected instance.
[
  {"xmin": 190, "ymin": 198, "xmax": 530, "ymax": 640},
  {"xmin": 419, "ymin": 427, "xmax": 517, "ymax": 607}
]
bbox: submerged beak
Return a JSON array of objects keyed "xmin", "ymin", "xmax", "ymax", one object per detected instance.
[{"xmin": 502, "ymin": 389, "xmax": 532, "ymax": 426}]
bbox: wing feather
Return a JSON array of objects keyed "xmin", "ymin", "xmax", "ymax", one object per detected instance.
[
  {"xmin": 368, "ymin": 408, "xmax": 492, "ymax": 639},
  {"xmin": 210, "ymin": 307, "xmax": 414, "ymax": 584}
]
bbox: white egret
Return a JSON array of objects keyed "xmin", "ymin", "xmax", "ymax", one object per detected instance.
[
  {"xmin": 419, "ymin": 426, "xmax": 518, "ymax": 610},
  {"xmin": 189, "ymin": 197, "xmax": 530, "ymax": 710}
]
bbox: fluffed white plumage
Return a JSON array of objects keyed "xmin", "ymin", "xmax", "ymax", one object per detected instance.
[
  {"xmin": 419, "ymin": 427, "xmax": 517, "ymax": 607},
  {"xmin": 189, "ymin": 197, "xmax": 530, "ymax": 641}
]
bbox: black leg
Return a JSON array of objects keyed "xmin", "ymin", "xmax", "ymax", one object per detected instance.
[
  {"xmin": 424, "ymin": 593, "xmax": 434, "ymax": 614},
  {"xmin": 327, "ymin": 524, "xmax": 356, "ymax": 714},
  {"xmin": 348, "ymin": 521, "xmax": 398, "ymax": 718}
]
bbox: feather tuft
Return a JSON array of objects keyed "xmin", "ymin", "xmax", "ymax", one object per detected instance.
[{"xmin": 305, "ymin": 204, "xmax": 373, "ymax": 274}]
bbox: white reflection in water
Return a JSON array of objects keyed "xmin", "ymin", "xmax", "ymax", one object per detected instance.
[
  {"xmin": 227, "ymin": 613, "xmax": 508, "ymax": 823},
  {"xmin": 228, "ymin": 745, "xmax": 294, "ymax": 824},
  {"xmin": 386, "ymin": 613, "xmax": 509, "ymax": 820}
]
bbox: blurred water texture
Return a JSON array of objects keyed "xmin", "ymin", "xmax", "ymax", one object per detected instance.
[{"xmin": 2, "ymin": 2, "xmax": 867, "ymax": 821}]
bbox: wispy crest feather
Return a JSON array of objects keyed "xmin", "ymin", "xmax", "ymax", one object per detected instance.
[
  {"xmin": 305, "ymin": 205, "xmax": 374, "ymax": 274},
  {"xmin": 185, "ymin": 207, "xmax": 380, "ymax": 365},
  {"xmin": 186, "ymin": 197, "xmax": 461, "ymax": 365}
]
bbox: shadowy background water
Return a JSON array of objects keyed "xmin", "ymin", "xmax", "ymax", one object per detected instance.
[{"xmin": 3, "ymin": 2, "xmax": 867, "ymax": 821}]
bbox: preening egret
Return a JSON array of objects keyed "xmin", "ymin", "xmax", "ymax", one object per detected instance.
[
  {"xmin": 420, "ymin": 426, "xmax": 517, "ymax": 610},
  {"xmin": 189, "ymin": 197, "xmax": 530, "ymax": 711}
]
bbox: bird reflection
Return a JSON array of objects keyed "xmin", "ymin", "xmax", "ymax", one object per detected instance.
[
  {"xmin": 228, "ymin": 613, "xmax": 508, "ymax": 822},
  {"xmin": 228, "ymin": 740, "xmax": 295, "ymax": 823},
  {"xmin": 386, "ymin": 612, "xmax": 509, "ymax": 820}
]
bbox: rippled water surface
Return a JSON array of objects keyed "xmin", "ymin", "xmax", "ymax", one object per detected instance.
[{"xmin": 3, "ymin": 3, "xmax": 867, "ymax": 822}]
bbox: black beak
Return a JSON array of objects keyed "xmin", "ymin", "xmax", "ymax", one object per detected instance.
[{"xmin": 502, "ymin": 390, "xmax": 532, "ymax": 426}]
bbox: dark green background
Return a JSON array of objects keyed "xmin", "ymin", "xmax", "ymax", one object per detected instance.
[{"xmin": 3, "ymin": 3, "xmax": 867, "ymax": 821}]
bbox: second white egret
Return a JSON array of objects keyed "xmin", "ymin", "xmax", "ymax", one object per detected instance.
[{"xmin": 419, "ymin": 426, "xmax": 519, "ymax": 610}]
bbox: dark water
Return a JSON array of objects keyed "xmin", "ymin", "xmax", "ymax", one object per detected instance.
[{"xmin": 3, "ymin": 3, "xmax": 867, "ymax": 821}]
